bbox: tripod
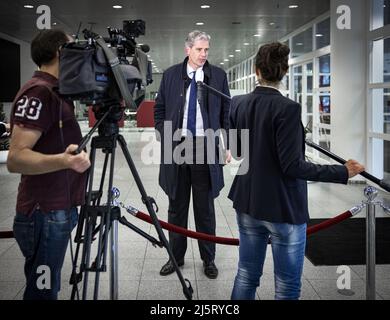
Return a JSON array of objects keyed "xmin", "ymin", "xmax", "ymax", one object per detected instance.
[{"xmin": 69, "ymin": 106, "xmax": 193, "ymax": 300}]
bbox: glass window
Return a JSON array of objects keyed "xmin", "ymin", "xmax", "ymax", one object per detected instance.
[
  {"xmin": 293, "ymin": 66, "xmax": 303, "ymax": 104},
  {"xmin": 319, "ymin": 93, "xmax": 331, "ymax": 125},
  {"xmin": 318, "ymin": 128, "xmax": 331, "ymax": 159},
  {"xmin": 316, "ymin": 18, "xmax": 330, "ymax": 49},
  {"xmin": 292, "ymin": 28, "xmax": 313, "ymax": 58},
  {"xmin": 372, "ymin": 37, "xmax": 390, "ymax": 83},
  {"xmin": 371, "ymin": 0, "xmax": 390, "ymax": 30},
  {"xmin": 319, "ymin": 54, "xmax": 331, "ymax": 87},
  {"xmin": 384, "ymin": 140, "xmax": 390, "ymax": 179},
  {"xmin": 306, "ymin": 115, "xmax": 313, "ymax": 134},
  {"xmin": 307, "ymin": 96, "xmax": 313, "ymax": 113},
  {"xmin": 372, "ymin": 88, "xmax": 390, "ymax": 133},
  {"xmin": 372, "ymin": 138, "xmax": 390, "ymax": 179},
  {"xmin": 282, "ymin": 74, "xmax": 289, "ymax": 93},
  {"xmin": 307, "ymin": 63, "xmax": 313, "ymax": 93}
]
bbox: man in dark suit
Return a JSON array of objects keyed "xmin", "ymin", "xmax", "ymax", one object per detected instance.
[{"xmin": 154, "ymin": 30, "xmax": 231, "ymax": 279}]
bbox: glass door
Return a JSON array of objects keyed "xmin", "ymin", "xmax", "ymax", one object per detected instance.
[
  {"xmin": 317, "ymin": 55, "xmax": 331, "ymax": 157},
  {"xmin": 293, "ymin": 62, "xmax": 314, "ymax": 144}
]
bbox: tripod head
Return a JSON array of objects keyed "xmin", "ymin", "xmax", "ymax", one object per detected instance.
[
  {"xmin": 75, "ymin": 100, "xmax": 125, "ymax": 154},
  {"xmin": 91, "ymin": 100, "xmax": 124, "ymax": 137}
]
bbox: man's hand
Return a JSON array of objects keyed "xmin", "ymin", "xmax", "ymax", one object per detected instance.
[
  {"xmin": 64, "ymin": 144, "xmax": 90, "ymax": 173},
  {"xmin": 344, "ymin": 159, "xmax": 365, "ymax": 178},
  {"xmin": 225, "ymin": 149, "xmax": 232, "ymax": 164}
]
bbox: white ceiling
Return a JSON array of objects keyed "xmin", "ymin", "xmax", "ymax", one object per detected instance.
[{"xmin": 0, "ymin": 0, "xmax": 330, "ymax": 71}]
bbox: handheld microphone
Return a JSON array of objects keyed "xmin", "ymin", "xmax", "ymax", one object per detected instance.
[{"xmin": 197, "ymin": 81, "xmax": 203, "ymax": 105}]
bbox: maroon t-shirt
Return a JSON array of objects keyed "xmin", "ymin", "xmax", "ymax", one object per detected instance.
[{"xmin": 11, "ymin": 71, "xmax": 87, "ymax": 215}]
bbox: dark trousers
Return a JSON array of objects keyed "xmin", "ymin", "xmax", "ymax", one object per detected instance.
[
  {"xmin": 168, "ymin": 163, "xmax": 216, "ymax": 263},
  {"xmin": 13, "ymin": 208, "xmax": 78, "ymax": 300}
]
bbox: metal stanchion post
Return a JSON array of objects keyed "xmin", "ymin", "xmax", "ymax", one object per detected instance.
[
  {"xmin": 110, "ymin": 220, "xmax": 119, "ymax": 300},
  {"xmin": 364, "ymin": 186, "xmax": 378, "ymax": 300}
]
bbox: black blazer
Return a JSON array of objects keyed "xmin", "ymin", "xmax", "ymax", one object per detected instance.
[
  {"xmin": 154, "ymin": 57, "xmax": 231, "ymax": 199},
  {"xmin": 228, "ymin": 86, "xmax": 348, "ymax": 225}
]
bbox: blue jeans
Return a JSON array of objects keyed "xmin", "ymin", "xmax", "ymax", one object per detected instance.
[
  {"xmin": 13, "ymin": 208, "xmax": 78, "ymax": 300},
  {"xmin": 231, "ymin": 213, "xmax": 306, "ymax": 300}
]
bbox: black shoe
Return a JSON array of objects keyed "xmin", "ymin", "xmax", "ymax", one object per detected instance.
[
  {"xmin": 159, "ymin": 260, "xmax": 184, "ymax": 276},
  {"xmin": 203, "ymin": 261, "xmax": 218, "ymax": 279}
]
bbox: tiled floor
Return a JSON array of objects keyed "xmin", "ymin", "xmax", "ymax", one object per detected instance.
[{"xmin": 0, "ymin": 125, "xmax": 389, "ymax": 300}]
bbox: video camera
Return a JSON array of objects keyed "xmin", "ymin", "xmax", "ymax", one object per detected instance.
[{"xmin": 58, "ymin": 20, "xmax": 153, "ymax": 113}]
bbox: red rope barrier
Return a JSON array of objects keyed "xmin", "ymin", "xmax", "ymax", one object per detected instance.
[
  {"xmin": 136, "ymin": 212, "xmax": 239, "ymax": 245},
  {"xmin": 133, "ymin": 208, "xmax": 356, "ymax": 246},
  {"xmin": 0, "ymin": 231, "xmax": 14, "ymax": 239},
  {"xmin": 306, "ymin": 211, "xmax": 353, "ymax": 236},
  {"xmin": 0, "ymin": 208, "xmax": 357, "ymax": 243}
]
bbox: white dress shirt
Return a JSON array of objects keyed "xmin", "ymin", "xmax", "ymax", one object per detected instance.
[
  {"xmin": 182, "ymin": 64, "xmax": 205, "ymax": 137},
  {"xmin": 256, "ymin": 83, "xmax": 283, "ymax": 94}
]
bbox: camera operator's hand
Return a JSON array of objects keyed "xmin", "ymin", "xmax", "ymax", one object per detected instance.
[
  {"xmin": 344, "ymin": 159, "xmax": 365, "ymax": 178},
  {"xmin": 64, "ymin": 144, "xmax": 90, "ymax": 173}
]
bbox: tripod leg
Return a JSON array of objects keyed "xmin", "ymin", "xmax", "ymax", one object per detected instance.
[
  {"xmin": 70, "ymin": 204, "xmax": 86, "ymax": 300},
  {"xmin": 110, "ymin": 216, "xmax": 119, "ymax": 300},
  {"xmin": 107, "ymin": 145, "xmax": 119, "ymax": 300},
  {"xmin": 92, "ymin": 152, "xmax": 111, "ymax": 300},
  {"xmin": 70, "ymin": 146, "xmax": 99, "ymax": 300},
  {"xmin": 117, "ymin": 134, "xmax": 193, "ymax": 300},
  {"xmin": 80, "ymin": 145, "xmax": 99, "ymax": 300},
  {"xmin": 93, "ymin": 146, "xmax": 118, "ymax": 300},
  {"xmin": 96, "ymin": 152, "xmax": 110, "ymax": 206}
]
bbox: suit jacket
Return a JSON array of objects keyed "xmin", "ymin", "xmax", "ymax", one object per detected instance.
[
  {"xmin": 228, "ymin": 86, "xmax": 348, "ymax": 224},
  {"xmin": 154, "ymin": 57, "xmax": 231, "ymax": 199}
]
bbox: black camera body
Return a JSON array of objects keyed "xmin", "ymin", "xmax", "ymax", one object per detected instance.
[
  {"xmin": 59, "ymin": 41, "xmax": 141, "ymax": 105},
  {"xmin": 58, "ymin": 20, "xmax": 151, "ymax": 109}
]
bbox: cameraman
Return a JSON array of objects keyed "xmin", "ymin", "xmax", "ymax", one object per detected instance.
[{"xmin": 7, "ymin": 29, "xmax": 90, "ymax": 300}]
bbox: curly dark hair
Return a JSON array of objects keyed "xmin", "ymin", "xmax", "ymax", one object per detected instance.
[
  {"xmin": 255, "ymin": 42, "xmax": 290, "ymax": 83},
  {"xmin": 31, "ymin": 29, "xmax": 69, "ymax": 67}
]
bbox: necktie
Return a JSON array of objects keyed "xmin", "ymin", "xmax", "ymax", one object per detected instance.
[{"xmin": 187, "ymin": 71, "xmax": 197, "ymax": 137}]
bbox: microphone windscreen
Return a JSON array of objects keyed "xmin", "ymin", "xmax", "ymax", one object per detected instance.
[
  {"xmin": 195, "ymin": 69, "xmax": 204, "ymax": 83},
  {"xmin": 196, "ymin": 72, "xmax": 204, "ymax": 104}
]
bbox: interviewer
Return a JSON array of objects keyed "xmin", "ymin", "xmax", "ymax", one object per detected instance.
[{"xmin": 228, "ymin": 42, "xmax": 365, "ymax": 300}]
